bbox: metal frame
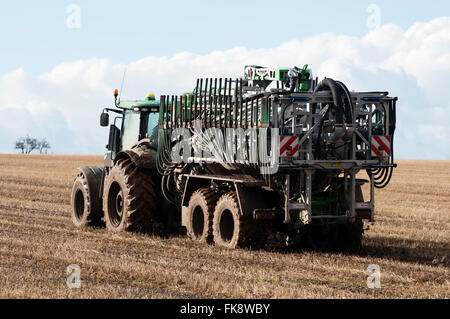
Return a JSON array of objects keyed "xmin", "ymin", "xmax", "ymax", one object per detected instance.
[
  {"xmin": 159, "ymin": 79, "xmax": 396, "ymax": 226},
  {"xmin": 276, "ymin": 91, "xmax": 395, "ymax": 224}
]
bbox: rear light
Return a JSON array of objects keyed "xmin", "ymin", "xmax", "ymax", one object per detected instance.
[
  {"xmin": 254, "ymin": 210, "xmax": 278, "ymax": 220},
  {"xmin": 255, "ymin": 212, "xmax": 277, "ymax": 220},
  {"xmin": 355, "ymin": 210, "xmax": 371, "ymax": 219}
]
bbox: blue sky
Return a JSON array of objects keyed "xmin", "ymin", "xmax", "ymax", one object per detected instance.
[
  {"xmin": 1, "ymin": 0, "xmax": 449, "ymax": 75},
  {"xmin": 0, "ymin": 1, "xmax": 449, "ymax": 158}
]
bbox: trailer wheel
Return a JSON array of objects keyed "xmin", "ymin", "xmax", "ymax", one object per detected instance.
[
  {"xmin": 70, "ymin": 167, "xmax": 104, "ymax": 228},
  {"xmin": 336, "ymin": 220, "xmax": 364, "ymax": 252},
  {"xmin": 213, "ymin": 192, "xmax": 259, "ymax": 249},
  {"xmin": 103, "ymin": 158, "xmax": 157, "ymax": 233},
  {"xmin": 300, "ymin": 220, "xmax": 364, "ymax": 252},
  {"xmin": 302, "ymin": 224, "xmax": 340, "ymax": 252},
  {"xmin": 186, "ymin": 188, "xmax": 221, "ymax": 243}
]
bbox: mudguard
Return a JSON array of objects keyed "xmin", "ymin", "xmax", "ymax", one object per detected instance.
[{"xmin": 114, "ymin": 150, "xmax": 157, "ymax": 169}]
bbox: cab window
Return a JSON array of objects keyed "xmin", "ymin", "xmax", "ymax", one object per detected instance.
[
  {"xmin": 147, "ymin": 112, "xmax": 159, "ymax": 148},
  {"xmin": 122, "ymin": 110, "xmax": 140, "ymax": 150}
]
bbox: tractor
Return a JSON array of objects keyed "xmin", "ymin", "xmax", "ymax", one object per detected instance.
[{"xmin": 70, "ymin": 65, "xmax": 397, "ymax": 251}]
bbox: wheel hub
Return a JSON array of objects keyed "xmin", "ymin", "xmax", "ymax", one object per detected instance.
[
  {"xmin": 74, "ymin": 189, "xmax": 85, "ymax": 221},
  {"xmin": 115, "ymin": 192, "xmax": 124, "ymax": 217},
  {"xmin": 219, "ymin": 209, "xmax": 235, "ymax": 243},
  {"xmin": 107, "ymin": 181, "xmax": 125, "ymax": 227}
]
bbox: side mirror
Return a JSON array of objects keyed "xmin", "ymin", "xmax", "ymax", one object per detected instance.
[
  {"xmin": 100, "ymin": 113, "xmax": 109, "ymax": 127},
  {"xmin": 107, "ymin": 125, "xmax": 120, "ymax": 152}
]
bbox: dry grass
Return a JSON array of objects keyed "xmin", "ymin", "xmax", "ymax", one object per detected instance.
[{"xmin": 0, "ymin": 154, "xmax": 448, "ymax": 299}]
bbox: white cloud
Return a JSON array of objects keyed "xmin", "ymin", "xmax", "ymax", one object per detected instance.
[
  {"xmin": 418, "ymin": 124, "xmax": 448, "ymax": 141},
  {"xmin": 1, "ymin": 17, "xmax": 449, "ymax": 158}
]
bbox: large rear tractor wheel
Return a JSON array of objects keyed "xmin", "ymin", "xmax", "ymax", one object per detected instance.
[
  {"xmin": 212, "ymin": 192, "xmax": 261, "ymax": 249},
  {"xmin": 103, "ymin": 158, "xmax": 157, "ymax": 233},
  {"xmin": 185, "ymin": 188, "xmax": 221, "ymax": 243},
  {"xmin": 70, "ymin": 167, "xmax": 104, "ymax": 228}
]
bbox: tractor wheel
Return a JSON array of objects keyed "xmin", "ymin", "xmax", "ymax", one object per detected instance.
[
  {"xmin": 185, "ymin": 188, "xmax": 221, "ymax": 243},
  {"xmin": 70, "ymin": 167, "xmax": 104, "ymax": 228},
  {"xmin": 212, "ymin": 192, "xmax": 260, "ymax": 249},
  {"xmin": 103, "ymin": 158, "xmax": 157, "ymax": 233}
]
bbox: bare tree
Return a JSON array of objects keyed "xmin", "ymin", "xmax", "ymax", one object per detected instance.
[
  {"xmin": 25, "ymin": 136, "xmax": 38, "ymax": 154},
  {"xmin": 14, "ymin": 135, "xmax": 50, "ymax": 154},
  {"xmin": 14, "ymin": 139, "xmax": 26, "ymax": 154},
  {"xmin": 37, "ymin": 139, "xmax": 51, "ymax": 154}
]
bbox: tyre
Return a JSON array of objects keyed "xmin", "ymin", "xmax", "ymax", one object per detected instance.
[
  {"xmin": 300, "ymin": 221, "xmax": 364, "ymax": 253},
  {"xmin": 185, "ymin": 188, "xmax": 221, "ymax": 243},
  {"xmin": 300, "ymin": 184, "xmax": 365, "ymax": 252},
  {"xmin": 103, "ymin": 157, "xmax": 157, "ymax": 233},
  {"xmin": 212, "ymin": 192, "xmax": 259, "ymax": 249},
  {"xmin": 301, "ymin": 223, "xmax": 340, "ymax": 252},
  {"xmin": 335, "ymin": 184, "xmax": 365, "ymax": 252},
  {"xmin": 336, "ymin": 220, "xmax": 364, "ymax": 252},
  {"xmin": 70, "ymin": 167, "xmax": 104, "ymax": 228}
]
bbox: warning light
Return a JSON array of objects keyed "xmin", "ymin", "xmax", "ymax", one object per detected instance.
[
  {"xmin": 114, "ymin": 89, "xmax": 119, "ymax": 97},
  {"xmin": 146, "ymin": 93, "xmax": 155, "ymax": 101}
]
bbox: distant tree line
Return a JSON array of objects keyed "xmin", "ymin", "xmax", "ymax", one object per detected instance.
[{"xmin": 14, "ymin": 135, "xmax": 51, "ymax": 154}]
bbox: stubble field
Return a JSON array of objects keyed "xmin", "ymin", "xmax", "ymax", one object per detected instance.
[{"xmin": 0, "ymin": 154, "xmax": 448, "ymax": 298}]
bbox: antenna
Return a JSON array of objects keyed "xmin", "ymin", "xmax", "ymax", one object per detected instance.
[{"xmin": 119, "ymin": 65, "xmax": 128, "ymax": 102}]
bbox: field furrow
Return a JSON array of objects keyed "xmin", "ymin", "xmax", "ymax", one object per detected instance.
[{"xmin": 0, "ymin": 155, "xmax": 448, "ymax": 298}]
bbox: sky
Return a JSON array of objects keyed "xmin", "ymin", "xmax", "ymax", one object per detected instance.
[{"xmin": 0, "ymin": 0, "xmax": 449, "ymax": 159}]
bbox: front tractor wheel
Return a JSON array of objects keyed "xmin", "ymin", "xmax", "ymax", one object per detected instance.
[
  {"xmin": 212, "ymin": 192, "xmax": 259, "ymax": 249},
  {"xmin": 185, "ymin": 188, "xmax": 221, "ymax": 243},
  {"xmin": 103, "ymin": 158, "xmax": 157, "ymax": 233},
  {"xmin": 70, "ymin": 167, "xmax": 104, "ymax": 228}
]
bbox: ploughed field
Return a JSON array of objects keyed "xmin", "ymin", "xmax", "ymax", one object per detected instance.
[{"xmin": 0, "ymin": 154, "xmax": 448, "ymax": 298}]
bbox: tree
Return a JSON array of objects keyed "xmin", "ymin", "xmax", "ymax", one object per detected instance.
[
  {"xmin": 37, "ymin": 139, "xmax": 51, "ymax": 154},
  {"xmin": 14, "ymin": 139, "xmax": 26, "ymax": 154},
  {"xmin": 14, "ymin": 135, "xmax": 51, "ymax": 154},
  {"xmin": 24, "ymin": 136, "xmax": 38, "ymax": 154}
]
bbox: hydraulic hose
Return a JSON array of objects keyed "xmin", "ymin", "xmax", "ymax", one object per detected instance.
[
  {"xmin": 368, "ymin": 166, "xmax": 393, "ymax": 189},
  {"xmin": 367, "ymin": 158, "xmax": 394, "ymax": 189},
  {"xmin": 314, "ymin": 107, "xmax": 331, "ymax": 160},
  {"xmin": 336, "ymin": 80, "xmax": 354, "ymax": 124},
  {"xmin": 161, "ymin": 174, "xmax": 179, "ymax": 205},
  {"xmin": 314, "ymin": 78, "xmax": 345, "ymax": 125}
]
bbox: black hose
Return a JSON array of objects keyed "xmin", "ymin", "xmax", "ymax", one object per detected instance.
[
  {"xmin": 314, "ymin": 78, "xmax": 345, "ymax": 125},
  {"xmin": 336, "ymin": 80, "xmax": 354, "ymax": 123},
  {"xmin": 314, "ymin": 107, "xmax": 330, "ymax": 160},
  {"xmin": 367, "ymin": 165, "xmax": 393, "ymax": 189},
  {"xmin": 161, "ymin": 174, "xmax": 178, "ymax": 205},
  {"xmin": 375, "ymin": 167, "xmax": 389, "ymax": 185},
  {"xmin": 375, "ymin": 167, "xmax": 393, "ymax": 188}
]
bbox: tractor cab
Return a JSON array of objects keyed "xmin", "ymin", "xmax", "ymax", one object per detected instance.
[{"xmin": 100, "ymin": 92, "xmax": 160, "ymax": 167}]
